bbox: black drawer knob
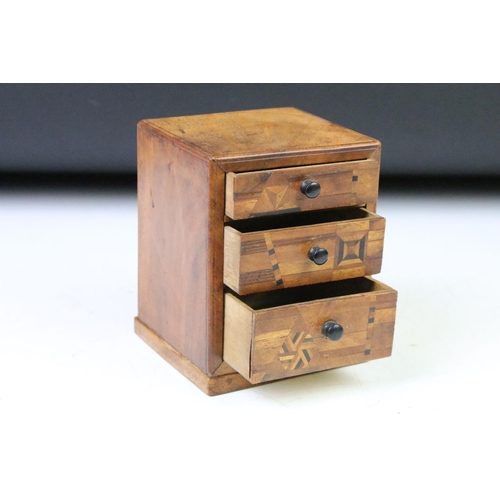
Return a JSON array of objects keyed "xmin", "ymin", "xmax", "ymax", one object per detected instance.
[
  {"xmin": 308, "ymin": 246, "xmax": 328, "ymax": 265},
  {"xmin": 300, "ymin": 180, "xmax": 321, "ymax": 198},
  {"xmin": 322, "ymin": 320, "xmax": 344, "ymax": 341}
]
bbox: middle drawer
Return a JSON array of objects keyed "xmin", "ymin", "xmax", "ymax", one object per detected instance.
[{"xmin": 224, "ymin": 207, "xmax": 385, "ymax": 295}]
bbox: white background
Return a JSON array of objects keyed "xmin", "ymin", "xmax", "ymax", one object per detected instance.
[{"xmin": 1, "ymin": 188, "xmax": 499, "ymax": 498}]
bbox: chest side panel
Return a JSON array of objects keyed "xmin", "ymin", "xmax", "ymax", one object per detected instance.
[{"xmin": 137, "ymin": 124, "xmax": 225, "ymax": 374}]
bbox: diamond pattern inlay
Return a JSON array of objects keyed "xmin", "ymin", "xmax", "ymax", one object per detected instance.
[{"xmin": 338, "ymin": 233, "xmax": 367, "ymax": 265}]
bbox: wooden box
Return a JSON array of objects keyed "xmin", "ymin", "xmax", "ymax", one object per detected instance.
[{"xmin": 134, "ymin": 107, "xmax": 397, "ymax": 395}]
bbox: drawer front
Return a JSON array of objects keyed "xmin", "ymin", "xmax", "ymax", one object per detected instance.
[
  {"xmin": 225, "ymin": 159, "xmax": 379, "ymax": 220},
  {"xmin": 223, "ymin": 278, "xmax": 397, "ymax": 384},
  {"xmin": 224, "ymin": 209, "xmax": 385, "ymax": 295}
]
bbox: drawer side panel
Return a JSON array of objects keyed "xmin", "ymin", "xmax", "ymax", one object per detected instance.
[{"xmin": 223, "ymin": 294, "xmax": 254, "ymax": 381}]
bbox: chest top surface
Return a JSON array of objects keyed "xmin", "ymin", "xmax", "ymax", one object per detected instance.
[{"xmin": 140, "ymin": 107, "xmax": 379, "ymax": 170}]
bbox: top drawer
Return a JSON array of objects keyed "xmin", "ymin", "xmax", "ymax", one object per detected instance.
[{"xmin": 225, "ymin": 159, "xmax": 379, "ymax": 220}]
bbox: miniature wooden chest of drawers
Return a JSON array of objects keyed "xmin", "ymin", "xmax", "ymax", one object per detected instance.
[{"xmin": 134, "ymin": 107, "xmax": 397, "ymax": 395}]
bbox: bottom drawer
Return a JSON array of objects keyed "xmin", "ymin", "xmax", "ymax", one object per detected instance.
[{"xmin": 223, "ymin": 277, "xmax": 397, "ymax": 384}]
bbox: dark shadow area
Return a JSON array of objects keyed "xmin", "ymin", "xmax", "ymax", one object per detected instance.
[
  {"xmin": 0, "ymin": 172, "xmax": 137, "ymax": 193},
  {"xmin": 380, "ymin": 175, "xmax": 500, "ymax": 196},
  {"xmin": 1, "ymin": 172, "xmax": 499, "ymax": 196},
  {"xmin": 2, "ymin": 84, "xmax": 499, "ymax": 176}
]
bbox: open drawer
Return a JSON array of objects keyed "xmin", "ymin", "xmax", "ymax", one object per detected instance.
[
  {"xmin": 225, "ymin": 158, "xmax": 379, "ymax": 220},
  {"xmin": 223, "ymin": 277, "xmax": 397, "ymax": 384},
  {"xmin": 224, "ymin": 207, "xmax": 385, "ymax": 295}
]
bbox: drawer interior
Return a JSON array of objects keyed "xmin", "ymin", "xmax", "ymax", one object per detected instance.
[
  {"xmin": 226, "ymin": 206, "xmax": 375, "ymax": 233},
  {"xmin": 226, "ymin": 276, "xmax": 390, "ymax": 311},
  {"xmin": 224, "ymin": 276, "xmax": 397, "ymax": 384}
]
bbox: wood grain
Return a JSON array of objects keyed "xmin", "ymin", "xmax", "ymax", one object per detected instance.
[
  {"xmin": 225, "ymin": 159, "xmax": 380, "ymax": 220},
  {"xmin": 142, "ymin": 107, "xmax": 381, "ymax": 173},
  {"xmin": 136, "ymin": 108, "xmax": 396, "ymax": 394},
  {"xmin": 223, "ymin": 277, "xmax": 397, "ymax": 384},
  {"xmin": 223, "ymin": 294, "xmax": 254, "ymax": 380},
  {"xmin": 224, "ymin": 208, "xmax": 385, "ymax": 295},
  {"xmin": 137, "ymin": 123, "xmax": 225, "ymax": 375}
]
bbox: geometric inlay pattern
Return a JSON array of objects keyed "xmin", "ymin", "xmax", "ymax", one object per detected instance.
[
  {"xmin": 338, "ymin": 233, "xmax": 366, "ymax": 265},
  {"xmin": 264, "ymin": 232, "xmax": 284, "ymax": 288},
  {"xmin": 238, "ymin": 286, "xmax": 398, "ymax": 384},
  {"xmin": 251, "ymin": 185, "xmax": 298, "ymax": 216},
  {"xmin": 364, "ymin": 303, "xmax": 377, "ymax": 355},
  {"xmin": 279, "ymin": 330, "xmax": 314, "ymax": 370}
]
